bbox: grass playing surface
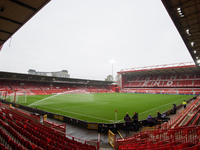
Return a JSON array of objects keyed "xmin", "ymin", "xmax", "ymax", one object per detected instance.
[{"xmin": 16, "ymin": 93, "xmax": 193, "ymax": 123}]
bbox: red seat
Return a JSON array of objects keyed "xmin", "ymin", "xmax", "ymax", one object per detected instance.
[{"xmin": 31, "ymin": 144, "xmax": 37, "ymax": 150}]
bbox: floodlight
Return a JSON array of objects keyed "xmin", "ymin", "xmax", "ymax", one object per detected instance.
[{"xmin": 110, "ymin": 60, "xmax": 115, "ymax": 64}]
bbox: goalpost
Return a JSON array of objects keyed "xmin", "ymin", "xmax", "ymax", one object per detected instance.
[
  {"xmin": 10, "ymin": 92, "xmax": 27, "ymax": 104},
  {"xmin": 0, "ymin": 91, "xmax": 7, "ymax": 100}
]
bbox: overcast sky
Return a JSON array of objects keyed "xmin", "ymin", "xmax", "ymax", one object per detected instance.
[{"xmin": 0, "ymin": 0, "xmax": 194, "ymax": 80}]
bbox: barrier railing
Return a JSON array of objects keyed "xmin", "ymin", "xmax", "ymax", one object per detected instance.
[
  {"xmin": 9, "ymin": 105, "xmax": 40, "ymax": 123},
  {"xmin": 108, "ymin": 130, "xmax": 116, "ymax": 149},
  {"xmin": 43, "ymin": 114, "xmax": 100, "ymax": 149},
  {"xmin": 143, "ymin": 126, "xmax": 156, "ymax": 131},
  {"xmin": 117, "ymin": 125, "xmax": 200, "ymax": 150},
  {"xmin": 64, "ymin": 131, "xmax": 100, "ymax": 150},
  {"xmin": 42, "ymin": 116, "xmax": 66, "ymax": 134},
  {"xmin": 159, "ymin": 96, "xmax": 200, "ymax": 129}
]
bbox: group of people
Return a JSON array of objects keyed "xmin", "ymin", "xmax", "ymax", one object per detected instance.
[
  {"xmin": 124, "ymin": 111, "xmax": 164, "ymax": 134},
  {"xmin": 124, "ymin": 112, "xmax": 139, "ymax": 134},
  {"xmin": 124, "ymin": 100, "xmax": 188, "ymax": 134},
  {"xmin": 173, "ymin": 100, "xmax": 187, "ymax": 114},
  {"xmin": 147, "ymin": 111, "xmax": 163, "ymax": 127}
]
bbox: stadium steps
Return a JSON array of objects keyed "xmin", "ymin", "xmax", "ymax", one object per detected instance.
[
  {"xmin": 177, "ymin": 101, "xmax": 200, "ymax": 127},
  {"xmin": 171, "ymin": 104, "xmax": 195, "ymax": 128},
  {"xmin": 4, "ymin": 81, "xmax": 15, "ymax": 93}
]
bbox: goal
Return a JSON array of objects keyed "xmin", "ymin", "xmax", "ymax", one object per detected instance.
[
  {"xmin": 10, "ymin": 92, "xmax": 27, "ymax": 104},
  {"xmin": 0, "ymin": 91, "xmax": 7, "ymax": 100}
]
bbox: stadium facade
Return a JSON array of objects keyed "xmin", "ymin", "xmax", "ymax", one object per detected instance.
[
  {"xmin": 28, "ymin": 69, "xmax": 70, "ymax": 78},
  {"xmin": 117, "ymin": 62, "xmax": 200, "ymax": 95}
]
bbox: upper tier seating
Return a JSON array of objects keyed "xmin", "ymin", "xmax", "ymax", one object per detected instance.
[
  {"xmin": 122, "ymin": 73, "xmax": 200, "ymax": 95},
  {"xmin": 123, "ymin": 73, "xmax": 200, "ymax": 88}
]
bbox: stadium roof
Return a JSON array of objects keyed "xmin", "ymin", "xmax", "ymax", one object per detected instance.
[
  {"xmin": 162, "ymin": 0, "xmax": 200, "ymax": 68},
  {"xmin": 0, "ymin": 0, "xmax": 50, "ymax": 47},
  {"xmin": 0, "ymin": 71, "xmax": 113, "ymax": 85},
  {"xmin": 118, "ymin": 62, "xmax": 200, "ymax": 76}
]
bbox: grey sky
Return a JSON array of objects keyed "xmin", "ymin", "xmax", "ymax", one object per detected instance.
[{"xmin": 0, "ymin": 0, "xmax": 193, "ymax": 80}]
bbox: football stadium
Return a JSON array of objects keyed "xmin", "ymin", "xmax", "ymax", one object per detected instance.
[{"xmin": 0, "ymin": 0, "xmax": 200, "ymax": 150}]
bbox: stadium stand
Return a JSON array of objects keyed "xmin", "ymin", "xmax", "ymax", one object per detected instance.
[
  {"xmin": 121, "ymin": 72, "xmax": 200, "ymax": 95},
  {"xmin": 0, "ymin": 78, "xmax": 112, "ymax": 96},
  {"xmin": 0, "ymin": 104, "xmax": 98, "ymax": 150},
  {"xmin": 0, "ymin": 80, "xmax": 13, "ymax": 94}
]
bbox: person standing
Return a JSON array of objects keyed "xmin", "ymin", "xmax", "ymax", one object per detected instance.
[
  {"xmin": 124, "ymin": 112, "xmax": 131, "ymax": 134},
  {"xmin": 132, "ymin": 112, "xmax": 139, "ymax": 131},
  {"xmin": 173, "ymin": 104, "xmax": 177, "ymax": 114},
  {"xmin": 147, "ymin": 114, "xmax": 154, "ymax": 127},
  {"xmin": 182, "ymin": 100, "xmax": 187, "ymax": 109},
  {"xmin": 157, "ymin": 111, "xmax": 162, "ymax": 125}
]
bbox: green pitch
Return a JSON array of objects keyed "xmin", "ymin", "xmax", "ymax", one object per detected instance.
[{"xmin": 18, "ymin": 93, "xmax": 193, "ymax": 123}]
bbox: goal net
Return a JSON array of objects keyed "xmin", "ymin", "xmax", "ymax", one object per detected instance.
[
  {"xmin": 10, "ymin": 92, "xmax": 27, "ymax": 104},
  {"xmin": 0, "ymin": 91, "xmax": 7, "ymax": 100}
]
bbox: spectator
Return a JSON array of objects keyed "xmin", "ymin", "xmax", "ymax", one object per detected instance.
[
  {"xmin": 173, "ymin": 104, "xmax": 176, "ymax": 114},
  {"xmin": 132, "ymin": 112, "xmax": 139, "ymax": 131},
  {"xmin": 124, "ymin": 112, "xmax": 131, "ymax": 134},
  {"xmin": 157, "ymin": 111, "xmax": 162, "ymax": 125},
  {"xmin": 147, "ymin": 114, "xmax": 154, "ymax": 127},
  {"xmin": 182, "ymin": 100, "xmax": 187, "ymax": 109}
]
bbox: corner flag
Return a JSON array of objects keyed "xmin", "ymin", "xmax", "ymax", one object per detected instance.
[{"xmin": 115, "ymin": 109, "xmax": 117, "ymax": 122}]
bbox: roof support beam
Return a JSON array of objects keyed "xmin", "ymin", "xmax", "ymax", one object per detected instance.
[
  {"xmin": 171, "ymin": 0, "xmax": 197, "ymax": 9},
  {"xmin": 0, "ymin": 30, "xmax": 12, "ymax": 35},
  {"xmin": 180, "ymin": 12, "xmax": 200, "ymax": 24},
  {"xmin": 8, "ymin": 0, "xmax": 37, "ymax": 11},
  {"xmin": 0, "ymin": 16, "xmax": 22, "ymax": 25}
]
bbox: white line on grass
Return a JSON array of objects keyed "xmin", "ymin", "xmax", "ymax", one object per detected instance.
[
  {"xmin": 117, "ymin": 96, "xmax": 192, "ymax": 122},
  {"xmin": 59, "ymin": 102, "xmax": 109, "ymax": 110},
  {"xmin": 139, "ymin": 96, "xmax": 192, "ymax": 115},
  {"xmin": 39, "ymin": 105, "xmax": 113, "ymax": 123}
]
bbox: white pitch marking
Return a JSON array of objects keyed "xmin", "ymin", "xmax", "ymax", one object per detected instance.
[
  {"xmin": 117, "ymin": 96, "xmax": 192, "ymax": 122},
  {"xmin": 39, "ymin": 105, "xmax": 113, "ymax": 122},
  {"xmin": 139, "ymin": 96, "xmax": 192, "ymax": 115},
  {"xmin": 59, "ymin": 102, "xmax": 109, "ymax": 110}
]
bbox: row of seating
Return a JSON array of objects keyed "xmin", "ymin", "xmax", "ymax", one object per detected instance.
[
  {"xmin": 0, "ymin": 120, "xmax": 26, "ymax": 150},
  {"xmin": 121, "ymin": 88, "xmax": 200, "ymax": 95},
  {"xmin": 0, "ymin": 79, "xmax": 111, "ymax": 95},
  {"xmin": 118, "ymin": 126, "xmax": 200, "ymax": 150},
  {"xmin": 2, "ymin": 108, "xmax": 35, "ymax": 123},
  {"xmin": 126, "ymin": 74, "xmax": 200, "ymax": 81},
  {"xmin": 0, "ymin": 106, "xmax": 97, "ymax": 150},
  {"xmin": 124, "ymin": 79, "xmax": 200, "ymax": 88}
]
